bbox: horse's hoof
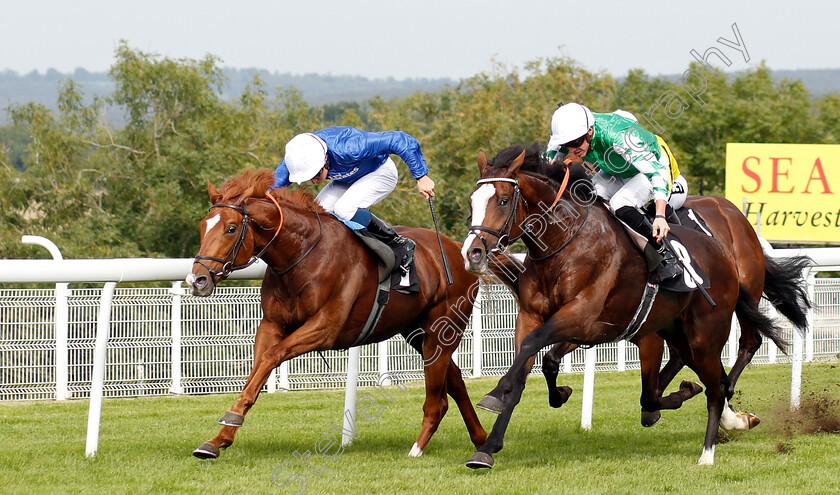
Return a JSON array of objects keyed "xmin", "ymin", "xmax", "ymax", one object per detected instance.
[
  {"xmin": 679, "ymin": 380, "xmax": 703, "ymax": 398},
  {"xmin": 549, "ymin": 386, "xmax": 573, "ymax": 408},
  {"xmin": 745, "ymin": 412, "xmax": 761, "ymax": 429},
  {"xmin": 218, "ymin": 411, "xmax": 245, "ymax": 427},
  {"xmin": 466, "ymin": 451, "xmax": 494, "ymax": 469},
  {"xmin": 408, "ymin": 442, "xmax": 424, "ymax": 457},
  {"xmin": 641, "ymin": 409, "xmax": 662, "ymax": 427},
  {"xmin": 193, "ymin": 442, "xmax": 220, "ymax": 459},
  {"xmin": 476, "ymin": 395, "xmax": 504, "ymax": 414}
]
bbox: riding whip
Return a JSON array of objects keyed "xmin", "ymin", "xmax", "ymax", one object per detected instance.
[{"xmin": 429, "ymin": 198, "xmax": 454, "ymax": 285}]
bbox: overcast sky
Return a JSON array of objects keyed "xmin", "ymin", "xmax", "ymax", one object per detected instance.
[{"xmin": 3, "ymin": 0, "xmax": 839, "ymax": 80}]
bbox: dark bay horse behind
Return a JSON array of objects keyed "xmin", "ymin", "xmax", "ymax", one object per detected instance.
[
  {"xmin": 186, "ymin": 169, "xmax": 485, "ymax": 459},
  {"xmin": 461, "ymin": 146, "xmax": 780, "ymax": 467},
  {"xmin": 539, "ymin": 193, "xmax": 811, "ymax": 425}
]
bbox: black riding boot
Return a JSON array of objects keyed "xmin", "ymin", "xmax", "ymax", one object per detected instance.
[
  {"xmin": 366, "ymin": 214, "xmax": 416, "ymax": 273},
  {"xmin": 651, "ymin": 244, "xmax": 682, "ymax": 283},
  {"xmin": 615, "ymin": 206, "xmax": 682, "ymax": 283}
]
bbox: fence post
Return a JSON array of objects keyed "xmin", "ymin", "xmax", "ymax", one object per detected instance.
[
  {"xmin": 728, "ymin": 315, "xmax": 738, "ymax": 367},
  {"xmin": 805, "ymin": 271, "xmax": 816, "ymax": 363},
  {"xmin": 20, "ymin": 236, "xmax": 69, "ymax": 401},
  {"xmin": 85, "ymin": 281, "xmax": 117, "ymax": 457},
  {"xmin": 278, "ymin": 361, "xmax": 290, "ymax": 391},
  {"xmin": 267, "ymin": 368, "xmax": 277, "ymax": 394},
  {"xmin": 55, "ymin": 282, "xmax": 69, "ymax": 400},
  {"xmin": 341, "ymin": 346, "xmax": 361, "ymax": 447},
  {"xmin": 471, "ymin": 283, "xmax": 483, "ymax": 378},
  {"xmin": 169, "ymin": 282, "xmax": 183, "ymax": 395},
  {"xmin": 580, "ymin": 346, "xmax": 597, "ymax": 430},
  {"xmin": 617, "ymin": 340, "xmax": 626, "ymax": 372},
  {"xmin": 790, "ymin": 322, "xmax": 804, "ymax": 411},
  {"xmin": 378, "ymin": 340, "xmax": 391, "ymax": 385}
]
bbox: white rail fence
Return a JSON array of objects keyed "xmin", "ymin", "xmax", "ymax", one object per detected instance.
[
  {"xmin": 2, "ymin": 269, "xmax": 839, "ymax": 402},
  {"xmin": 2, "ymin": 237, "xmax": 840, "ymax": 455}
]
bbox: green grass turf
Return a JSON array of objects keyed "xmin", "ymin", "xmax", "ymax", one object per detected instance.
[{"xmin": 1, "ymin": 362, "xmax": 838, "ymax": 495}]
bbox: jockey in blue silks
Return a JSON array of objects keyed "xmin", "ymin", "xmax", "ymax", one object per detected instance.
[{"xmin": 273, "ymin": 126, "xmax": 436, "ymax": 273}]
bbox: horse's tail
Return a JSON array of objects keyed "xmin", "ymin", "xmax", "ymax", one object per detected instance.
[
  {"xmin": 763, "ymin": 254, "xmax": 812, "ymax": 334},
  {"xmin": 735, "ymin": 286, "xmax": 788, "ymax": 353}
]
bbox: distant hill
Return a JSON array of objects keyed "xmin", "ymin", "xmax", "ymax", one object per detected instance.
[
  {"xmin": 0, "ymin": 68, "xmax": 456, "ymax": 123},
  {"xmin": 2, "ymin": 67, "xmax": 839, "ymax": 124},
  {"xmin": 768, "ymin": 69, "xmax": 840, "ymax": 95}
]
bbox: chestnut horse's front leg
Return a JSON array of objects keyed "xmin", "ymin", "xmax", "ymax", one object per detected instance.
[{"xmin": 193, "ymin": 310, "xmax": 341, "ymax": 459}]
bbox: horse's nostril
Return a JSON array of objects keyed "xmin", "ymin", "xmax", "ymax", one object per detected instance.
[
  {"xmin": 194, "ymin": 276, "xmax": 207, "ymax": 289},
  {"xmin": 469, "ymin": 248, "xmax": 484, "ymax": 262}
]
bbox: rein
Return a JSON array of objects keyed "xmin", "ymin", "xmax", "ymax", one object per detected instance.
[{"xmin": 271, "ymin": 211, "xmax": 323, "ymax": 277}]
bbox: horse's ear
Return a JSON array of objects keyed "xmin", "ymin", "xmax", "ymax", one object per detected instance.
[
  {"xmin": 508, "ymin": 149, "xmax": 526, "ymax": 176},
  {"xmin": 477, "ymin": 150, "xmax": 489, "ymax": 175},
  {"xmin": 242, "ymin": 182, "xmax": 263, "ymax": 200},
  {"xmin": 208, "ymin": 179, "xmax": 222, "ymax": 204}
]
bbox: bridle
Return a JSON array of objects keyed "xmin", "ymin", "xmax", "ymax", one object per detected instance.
[
  {"xmin": 192, "ymin": 193, "xmax": 322, "ymax": 282},
  {"xmin": 466, "ymin": 177, "xmax": 530, "ymax": 254},
  {"xmin": 466, "ymin": 168, "xmax": 588, "ymax": 260}
]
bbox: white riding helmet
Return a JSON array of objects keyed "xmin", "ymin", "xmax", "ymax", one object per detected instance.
[
  {"xmin": 284, "ymin": 133, "xmax": 328, "ymax": 183},
  {"xmin": 547, "ymin": 103, "xmax": 595, "ymax": 151},
  {"xmin": 612, "ymin": 109, "xmax": 638, "ymax": 122}
]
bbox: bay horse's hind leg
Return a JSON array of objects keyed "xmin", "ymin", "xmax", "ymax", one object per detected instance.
[
  {"xmin": 718, "ymin": 291, "xmax": 775, "ymax": 431},
  {"xmin": 541, "ymin": 342, "xmax": 576, "ymax": 408},
  {"xmin": 692, "ymin": 347, "xmax": 728, "ymax": 466},
  {"xmin": 637, "ymin": 333, "xmax": 703, "ymax": 428},
  {"xmin": 724, "ymin": 290, "xmax": 780, "ymax": 400},
  {"xmin": 677, "ymin": 292, "xmax": 743, "ymax": 466}
]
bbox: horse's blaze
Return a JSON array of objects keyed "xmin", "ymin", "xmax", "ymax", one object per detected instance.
[
  {"xmin": 462, "ymin": 184, "xmax": 497, "ymax": 267},
  {"xmin": 204, "ymin": 214, "xmax": 221, "ymax": 237}
]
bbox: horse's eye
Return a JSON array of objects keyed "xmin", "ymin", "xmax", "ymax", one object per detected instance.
[
  {"xmin": 226, "ymin": 224, "xmax": 237, "ymax": 234},
  {"xmin": 499, "ymin": 197, "xmax": 510, "ymax": 207}
]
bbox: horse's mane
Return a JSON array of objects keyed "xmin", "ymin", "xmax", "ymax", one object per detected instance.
[
  {"xmin": 488, "ymin": 142, "xmax": 595, "ymax": 203},
  {"xmin": 219, "ymin": 168, "xmax": 326, "ymax": 213}
]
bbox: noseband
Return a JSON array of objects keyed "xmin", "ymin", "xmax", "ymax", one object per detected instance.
[{"xmin": 466, "ymin": 178, "xmax": 529, "ymax": 253}]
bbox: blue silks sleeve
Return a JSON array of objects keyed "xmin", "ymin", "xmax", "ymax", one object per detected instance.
[{"xmin": 273, "ymin": 160, "xmax": 291, "ymax": 188}]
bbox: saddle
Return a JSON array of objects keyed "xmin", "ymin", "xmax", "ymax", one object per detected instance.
[
  {"xmin": 610, "ymin": 208, "xmax": 714, "ymax": 343},
  {"xmin": 333, "ymin": 215, "xmax": 420, "ymax": 347},
  {"xmin": 352, "ymin": 229, "xmax": 420, "ymax": 294}
]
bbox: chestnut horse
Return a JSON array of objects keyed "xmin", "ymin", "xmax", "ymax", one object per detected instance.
[
  {"xmin": 186, "ymin": 169, "xmax": 485, "ymax": 459},
  {"xmin": 538, "ymin": 193, "xmax": 811, "ymax": 425},
  {"xmin": 461, "ymin": 146, "xmax": 779, "ymax": 467}
]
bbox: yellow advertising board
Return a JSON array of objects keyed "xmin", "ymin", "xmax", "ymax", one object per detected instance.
[{"xmin": 725, "ymin": 143, "xmax": 840, "ymax": 243}]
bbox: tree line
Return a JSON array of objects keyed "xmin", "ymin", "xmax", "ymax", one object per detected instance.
[{"xmin": 1, "ymin": 43, "xmax": 838, "ymax": 259}]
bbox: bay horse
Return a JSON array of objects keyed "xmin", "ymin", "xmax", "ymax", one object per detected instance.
[
  {"xmin": 461, "ymin": 145, "xmax": 779, "ymax": 467},
  {"xmin": 538, "ymin": 193, "xmax": 811, "ymax": 425},
  {"xmin": 185, "ymin": 168, "xmax": 486, "ymax": 459}
]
